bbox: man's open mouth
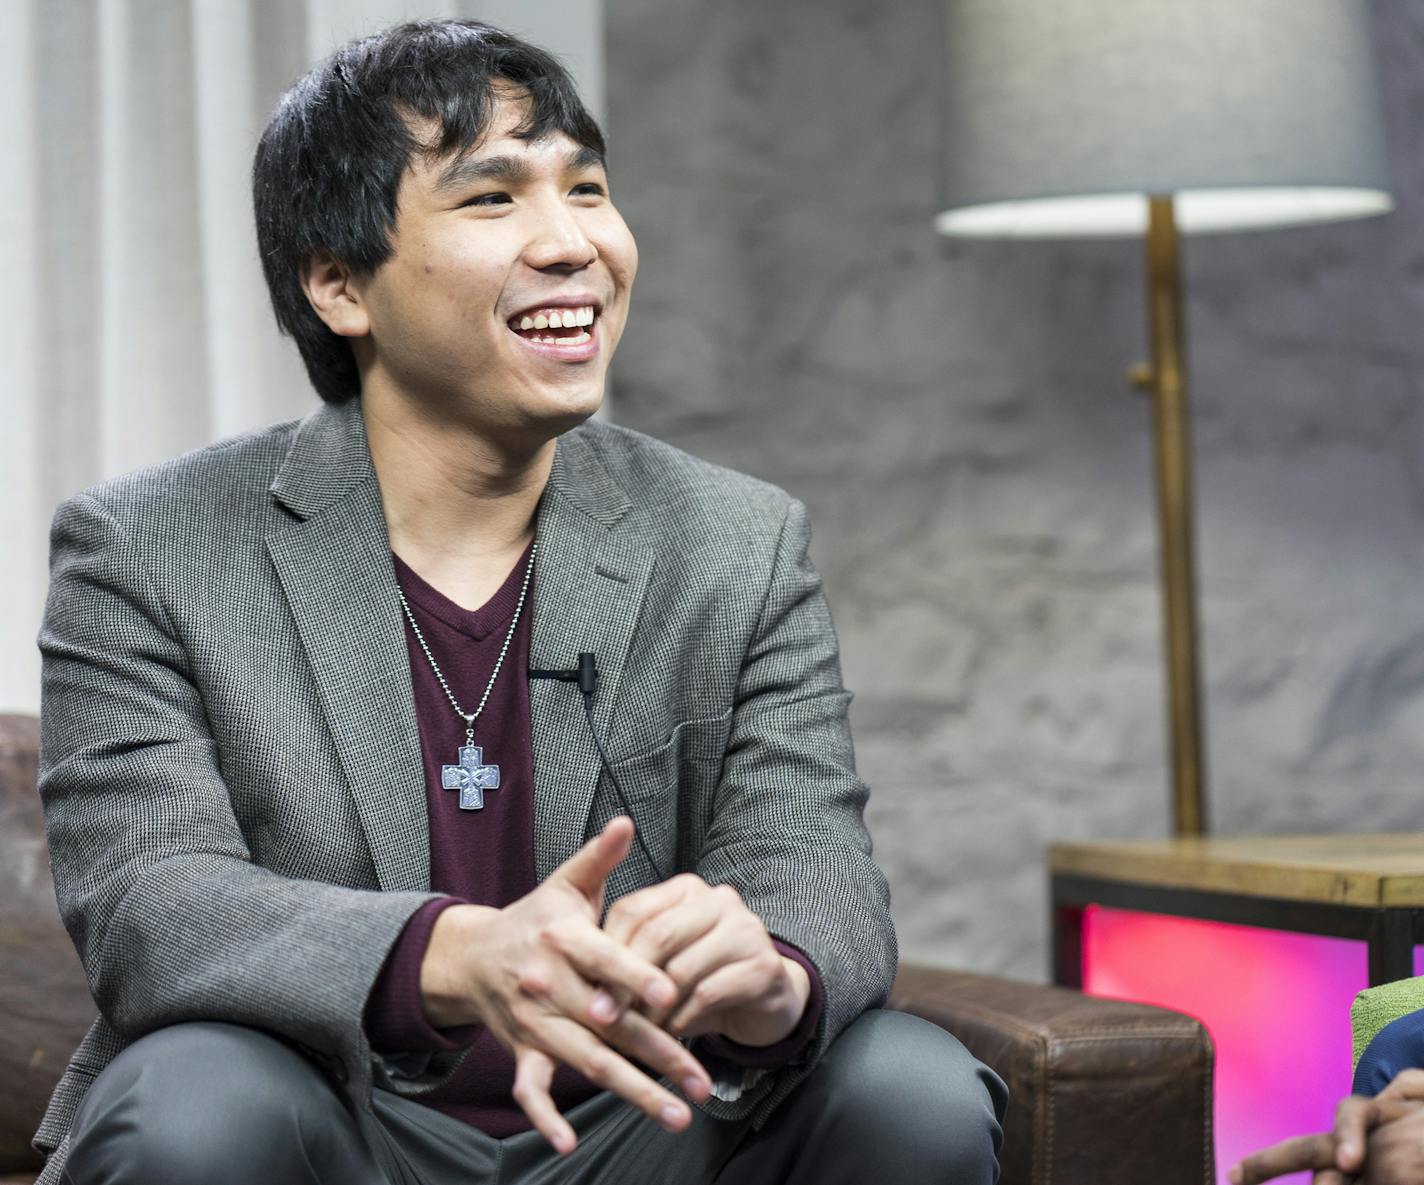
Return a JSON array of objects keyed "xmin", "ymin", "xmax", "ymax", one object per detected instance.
[{"xmin": 506, "ymin": 304, "xmax": 598, "ymax": 347}]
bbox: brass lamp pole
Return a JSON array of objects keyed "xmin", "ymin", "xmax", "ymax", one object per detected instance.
[
  {"xmin": 934, "ymin": 0, "xmax": 1393, "ymax": 840},
  {"xmin": 1132, "ymin": 195, "xmax": 1207, "ymax": 836}
]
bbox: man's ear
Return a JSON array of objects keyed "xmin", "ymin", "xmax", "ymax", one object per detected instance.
[{"xmin": 300, "ymin": 250, "xmax": 371, "ymax": 339}]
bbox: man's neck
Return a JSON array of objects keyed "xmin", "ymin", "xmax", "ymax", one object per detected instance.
[{"xmin": 362, "ymin": 392, "xmax": 556, "ymax": 599}]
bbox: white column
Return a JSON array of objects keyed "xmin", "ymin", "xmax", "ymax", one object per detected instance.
[{"xmin": 0, "ymin": 0, "xmax": 43, "ymax": 714}]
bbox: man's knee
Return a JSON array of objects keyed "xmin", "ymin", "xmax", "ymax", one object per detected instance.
[
  {"xmin": 65, "ymin": 1021, "xmax": 363, "ymax": 1185},
  {"xmin": 816, "ymin": 1009, "xmax": 1007, "ymax": 1181}
]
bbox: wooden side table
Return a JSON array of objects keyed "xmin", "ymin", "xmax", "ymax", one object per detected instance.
[
  {"xmin": 1051, "ymin": 834, "xmax": 1424, "ymax": 989},
  {"xmin": 1050, "ymin": 834, "xmax": 1424, "ymax": 1185}
]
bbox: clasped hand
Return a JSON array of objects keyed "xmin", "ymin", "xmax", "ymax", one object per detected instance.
[
  {"xmin": 418, "ymin": 816, "xmax": 810, "ymax": 1156},
  {"xmin": 1231, "ymin": 1069, "xmax": 1424, "ymax": 1184}
]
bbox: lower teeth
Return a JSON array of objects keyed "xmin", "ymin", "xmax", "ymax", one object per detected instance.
[{"xmin": 523, "ymin": 331, "xmax": 590, "ymax": 346}]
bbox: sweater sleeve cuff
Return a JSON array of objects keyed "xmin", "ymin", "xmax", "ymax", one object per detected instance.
[
  {"xmin": 696, "ymin": 937, "xmax": 824, "ymax": 1069},
  {"xmin": 364, "ymin": 896, "xmax": 482, "ymax": 1054}
]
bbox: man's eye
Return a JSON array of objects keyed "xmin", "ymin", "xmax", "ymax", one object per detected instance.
[
  {"xmin": 464, "ymin": 192, "xmax": 511, "ymax": 207},
  {"xmin": 572, "ymin": 183, "xmax": 606, "ymax": 197}
]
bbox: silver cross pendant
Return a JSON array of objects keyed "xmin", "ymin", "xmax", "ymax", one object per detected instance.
[{"xmin": 441, "ymin": 745, "xmax": 501, "ymax": 810}]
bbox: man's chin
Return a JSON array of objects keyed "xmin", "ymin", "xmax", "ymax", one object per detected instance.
[
  {"xmin": 544, "ymin": 398, "xmax": 603, "ymax": 438},
  {"xmin": 500, "ymin": 386, "xmax": 605, "ymax": 449},
  {"xmin": 545, "ymin": 381, "xmax": 606, "ymax": 428}
]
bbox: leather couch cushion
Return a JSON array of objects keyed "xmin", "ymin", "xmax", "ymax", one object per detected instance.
[
  {"xmin": 0, "ymin": 715, "xmax": 98, "ymax": 1175},
  {"xmin": 890, "ymin": 964, "xmax": 1213, "ymax": 1185}
]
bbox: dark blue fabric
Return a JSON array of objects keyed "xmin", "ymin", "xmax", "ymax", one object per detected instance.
[{"xmin": 1353, "ymin": 1008, "xmax": 1424, "ymax": 1096}]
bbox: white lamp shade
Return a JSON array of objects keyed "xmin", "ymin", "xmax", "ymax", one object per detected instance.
[{"xmin": 935, "ymin": 0, "xmax": 1394, "ymax": 239}]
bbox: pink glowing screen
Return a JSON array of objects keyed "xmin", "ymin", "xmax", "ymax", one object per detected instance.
[{"xmin": 1082, "ymin": 906, "xmax": 1367, "ymax": 1185}]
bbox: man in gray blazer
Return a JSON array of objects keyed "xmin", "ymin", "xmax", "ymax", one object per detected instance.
[{"xmin": 34, "ymin": 18, "xmax": 1006, "ymax": 1185}]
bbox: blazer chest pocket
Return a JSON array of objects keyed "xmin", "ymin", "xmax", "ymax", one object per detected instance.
[
  {"xmin": 604, "ymin": 709, "xmax": 733, "ymax": 803},
  {"xmin": 596, "ymin": 709, "xmax": 733, "ymax": 889}
]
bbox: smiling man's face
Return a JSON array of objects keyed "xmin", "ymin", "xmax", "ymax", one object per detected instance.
[{"xmin": 327, "ymin": 87, "xmax": 638, "ymax": 444}]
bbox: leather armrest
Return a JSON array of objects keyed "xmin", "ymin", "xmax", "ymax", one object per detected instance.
[
  {"xmin": 0, "ymin": 715, "xmax": 96, "ymax": 1179},
  {"xmin": 890, "ymin": 963, "xmax": 1213, "ymax": 1185}
]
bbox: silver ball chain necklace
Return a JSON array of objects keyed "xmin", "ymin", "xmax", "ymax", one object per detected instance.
[{"xmin": 396, "ymin": 540, "xmax": 538, "ymax": 811}]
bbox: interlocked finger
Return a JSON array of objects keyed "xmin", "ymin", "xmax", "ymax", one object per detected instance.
[
  {"xmin": 533, "ymin": 1011, "xmax": 697, "ymax": 1134},
  {"xmin": 512, "ymin": 1047, "xmax": 575, "ymax": 1156},
  {"xmin": 534, "ymin": 950, "xmax": 711, "ymax": 1100},
  {"xmin": 661, "ymin": 913, "xmax": 768, "ymax": 996},
  {"xmin": 603, "ymin": 874, "xmax": 702, "ymax": 947},
  {"xmin": 543, "ymin": 915, "xmax": 679, "ymax": 1021},
  {"xmin": 592, "ymin": 998, "xmax": 713, "ymax": 1100},
  {"xmin": 624, "ymin": 889, "xmax": 722, "ymax": 969},
  {"xmin": 666, "ymin": 956, "xmax": 771, "ymax": 1035}
]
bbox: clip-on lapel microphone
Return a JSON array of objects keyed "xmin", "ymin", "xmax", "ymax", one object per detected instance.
[{"xmin": 529, "ymin": 653, "xmax": 669, "ymax": 882}]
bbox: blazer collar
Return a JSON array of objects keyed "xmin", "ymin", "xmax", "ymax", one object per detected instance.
[
  {"xmin": 269, "ymin": 398, "xmax": 632, "ymax": 529},
  {"xmin": 267, "ymin": 399, "xmax": 373, "ymax": 520}
]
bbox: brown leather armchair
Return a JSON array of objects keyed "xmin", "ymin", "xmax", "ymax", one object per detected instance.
[{"xmin": 0, "ymin": 713, "xmax": 1213, "ymax": 1185}]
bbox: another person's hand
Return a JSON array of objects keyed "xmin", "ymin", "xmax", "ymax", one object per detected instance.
[
  {"xmin": 418, "ymin": 816, "xmax": 713, "ymax": 1156},
  {"xmin": 1231, "ymin": 1069, "xmax": 1424, "ymax": 1184},
  {"xmin": 597, "ymin": 872, "xmax": 812, "ymax": 1047}
]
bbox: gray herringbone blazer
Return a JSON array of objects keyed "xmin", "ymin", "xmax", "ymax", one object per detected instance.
[{"xmin": 32, "ymin": 398, "xmax": 896, "ymax": 1182}]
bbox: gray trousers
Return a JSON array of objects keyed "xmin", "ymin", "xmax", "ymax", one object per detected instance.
[{"xmin": 61, "ymin": 1010, "xmax": 1007, "ymax": 1184}]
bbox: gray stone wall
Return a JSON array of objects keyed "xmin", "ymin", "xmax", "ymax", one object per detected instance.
[{"xmin": 606, "ymin": 0, "xmax": 1424, "ymax": 981}]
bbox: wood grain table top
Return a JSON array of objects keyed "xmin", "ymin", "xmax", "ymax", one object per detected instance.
[{"xmin": 1049, "ymin": 834, "xmax": 1424, "ymax": 907}]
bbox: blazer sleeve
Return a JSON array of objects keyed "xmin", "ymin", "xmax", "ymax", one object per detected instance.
[
  {"xmin": 692, "ymin": 495, "xmax": 898, "ymax": 1123},
  {"xmin": 37, "ymin": 491, "xmax": 449, "ymax": 1103}
]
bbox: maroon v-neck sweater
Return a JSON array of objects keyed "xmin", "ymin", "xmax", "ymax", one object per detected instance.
[{"xmin": 362, "ymin": 540, "xmax": 823, "ymax": 1137}]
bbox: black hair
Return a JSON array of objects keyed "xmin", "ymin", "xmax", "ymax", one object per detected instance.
[{"xmin": 252, "ymin": 19, "xmax": 607, "ymax": 405}]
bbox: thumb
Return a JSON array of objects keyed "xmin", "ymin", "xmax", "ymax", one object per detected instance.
[
  {"xmin": 1331, "ymin": 1097, "xmax": 1413, "ymax": 1172},
  {"xmin": 555, "ymin": 816, "xmax": 635, "ymax": 904},
  {"xmin": 1332, "ymin": 1096, "xmax": 1374, "ymax": 1171}
]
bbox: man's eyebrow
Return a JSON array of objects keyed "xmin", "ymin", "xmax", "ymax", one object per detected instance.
[{"xmin": 431, "ymin": 144, "xmax": 606, "ymax": 195}]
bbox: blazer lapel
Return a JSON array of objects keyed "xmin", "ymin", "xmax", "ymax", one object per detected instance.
[
  {"xmin": 265, "ymin": 403, "xmax": 430, "ymax": 893},
  {"xmin": 529, "ymin": 429, "xmax": 654, "ymax": 885}
]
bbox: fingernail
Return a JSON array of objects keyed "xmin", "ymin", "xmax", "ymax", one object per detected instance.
[
  {"xmin": 1341, "ymin": 1141, "xmax": 1359, "ymax": 1161},
  {"xmin": 1227, "ymin": 1168, "xmax": 1241, "ymax": 1185},
  {"xmin": 683, "ymin": 1074, "xmax": 707, "ymax": 1098},
  {"xmin": 590, "ymin": 991, "xmax": 617, "ymax": 1021},
  {"xmin": 660, "ymin": 1103, "xmax": 686, "ymax": 1128},
  {"xmin": 646, "ymin": 979, "xmax": 675, "ymax": 1008}
]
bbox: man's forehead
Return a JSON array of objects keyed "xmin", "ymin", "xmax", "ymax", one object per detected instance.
[
  {"xmin": 397, "ymin": 93, "xmax": 603, "ymax": 198},
  {"xmin": 401, "ymin": 87, "xmax": 601, "ymax": 188},
  {"xmin": 423, "ymin": 135, "xmax": 604, "ymax": 196}
]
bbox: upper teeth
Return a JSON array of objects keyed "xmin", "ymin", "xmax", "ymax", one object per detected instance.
[{"xmin": 518, "ymin": 306, "xmax": 595, "ymax": 331}]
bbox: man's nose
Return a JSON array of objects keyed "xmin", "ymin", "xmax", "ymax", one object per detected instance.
[{"xmin": 524, "ymin": 201, "xmax": 597, "ymax": 271}]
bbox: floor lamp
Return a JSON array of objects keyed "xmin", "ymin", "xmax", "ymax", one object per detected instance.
[{"xmin": 933, "ymin": 0, "xmax": 1394, "ymax": 837}]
